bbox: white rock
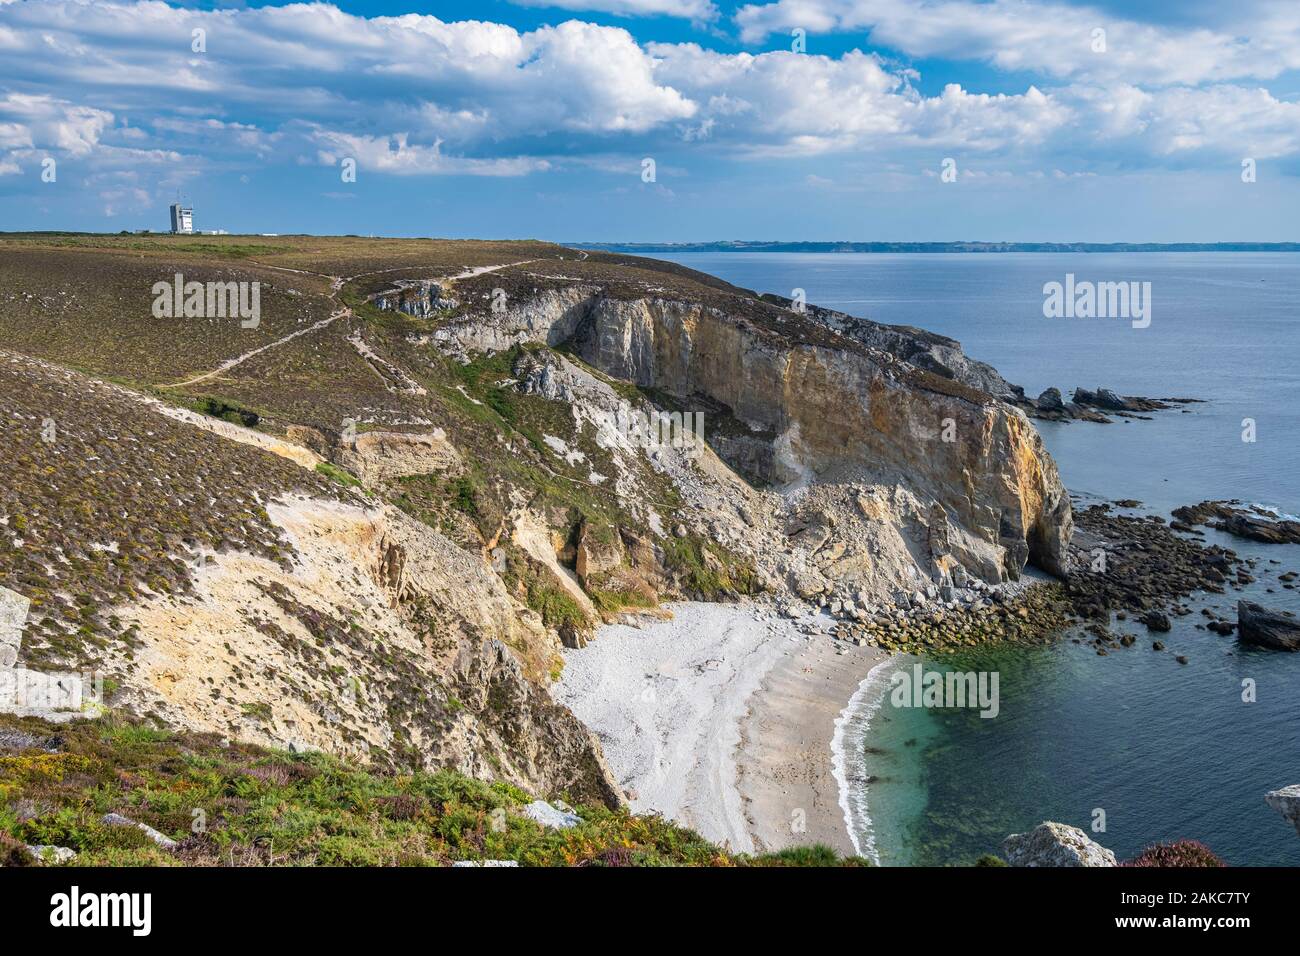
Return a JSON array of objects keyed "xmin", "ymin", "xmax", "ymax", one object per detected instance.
[
  {"xmin": 1266, "ymin": 784, "xmax": 1300, "ymax": 836},
  {"xmin": 522, "ymin": 799, "xmax": 582, "ymax": 830},
  {"xmin": 27, "ymin": 845, "xmax": 76, "ymax": 864},
  {"xmin": 1002, "ymin": 822, "xmax": 1117, "ymax": 867},
  {"xmin": 452, "ymin": 860, "xmax": 520, "ymax": 867},
  {"xmin": 101, "ymin": 812, "xmax": 178, "ymax": 849}
]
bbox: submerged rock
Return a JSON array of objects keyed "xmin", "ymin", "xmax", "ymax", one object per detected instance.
[
  {"xmin": 1002, "ymin": 822, "xmax": 1117, "ymax": 867},
  {"xmin": 1237, "ymin": 601, "xmax": 1300, "ymax": 651}
]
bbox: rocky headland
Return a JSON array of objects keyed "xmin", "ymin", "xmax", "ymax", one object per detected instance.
[{"xmin": 0, "ymin": 233, "xmax": 1285, "ymax": 866}]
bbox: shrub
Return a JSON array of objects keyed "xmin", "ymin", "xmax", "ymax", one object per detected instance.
[{"xmin": 1123, "ymin": 840, "xmax": 1226, "ymax": 868}]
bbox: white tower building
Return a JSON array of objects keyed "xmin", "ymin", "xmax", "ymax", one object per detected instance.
[{"xmin": 169, "ymin": 203, "xmax": 193, "ymax": 234}]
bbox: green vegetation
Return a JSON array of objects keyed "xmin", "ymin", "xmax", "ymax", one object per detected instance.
[
  {"xmin": 0, "ymin": 715, "xmax": 868, "ymax": 867},
  {"xmin": 315, "ymin": 461, "xmax": 362, "ymax": 488},
  {"xmin": 662, "ymin": 535, "xmax": 759, "ymax": 600}
]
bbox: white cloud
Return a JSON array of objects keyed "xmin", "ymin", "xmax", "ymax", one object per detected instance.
[
  {"xmin": 734, "ymin": 0, "xmax": 1300, "ymax": 86},
  {"xmin": 310, "ymin": 129, "xmax": 552, "ymax": 176},
  {"xmin": 0, "ymin": 92, "xmax": 112, "ymax": 156},
  {"xmin": 510, "ymin": 0, "xmax": 719, "ymax": 20},
  {"xmin": 0, "ymin": 0, "xmax": 1295, "ymax": 187}
]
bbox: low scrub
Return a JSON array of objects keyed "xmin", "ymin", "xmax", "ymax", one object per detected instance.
[{"xmin": 0, "ymin": 715, "xmax": 868, "ymax": 868}]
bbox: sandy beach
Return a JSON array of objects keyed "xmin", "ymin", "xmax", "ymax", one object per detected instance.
[{"xmin": 553, "ymin": 601, "xmax": 890, "ymax": 857}]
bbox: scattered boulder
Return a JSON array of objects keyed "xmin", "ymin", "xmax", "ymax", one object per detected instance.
[
  {"xmin": 1237, "ymin": 601, "xmax": 1300, "ymax": 651},
  {"xmin": 1002, "ymin": 821, "xmax": 1117, "ymax": 867},
  {"xmin": 1265, "ymin": 785, "xmax": 1300, "ymax": 836}
]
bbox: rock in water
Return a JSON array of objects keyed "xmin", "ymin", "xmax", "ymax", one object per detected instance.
[
  {"xmin": 1265, "ymin": 785, "xmax": 1300, "ymax": 836},
  {"xmin": 1036, "ymin": 387, "xmax": 1065, "ymax": 412},
  {"xmin": 1002, "ymin": 822, "xmax": 1117, "ymax": 867},
  {"xmin": 1138, "ymin": 610, "xmax": 1172, "ymax": 632},
  {"xmin": 1237, "ymin": 601, "xmax": 1300, "ymax": 651}
]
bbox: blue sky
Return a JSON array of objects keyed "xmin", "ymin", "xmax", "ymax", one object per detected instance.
[{"xmin": 1, "ymin": 0, "xmax": 1298, "ymax": 240}]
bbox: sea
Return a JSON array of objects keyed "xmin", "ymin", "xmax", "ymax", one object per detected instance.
[{"xmin": 655, "ymin": 252, "xmax": 1300, "ymax": 866}]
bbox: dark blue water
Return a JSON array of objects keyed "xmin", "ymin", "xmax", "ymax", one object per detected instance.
[{"xmin": 660, "ymin": 252, "xmax": 1300, "ymax": 865}]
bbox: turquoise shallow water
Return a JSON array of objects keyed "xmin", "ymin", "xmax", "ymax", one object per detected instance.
[{"xmin": 658, "ymin": 252, "xmax": 1300, "ymax": 865}]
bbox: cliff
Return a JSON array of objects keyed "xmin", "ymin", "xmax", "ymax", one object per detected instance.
[
  {"xmin": 418, "ymin": 267, "xmax": 1071, "ymax": 584},
  {"xmin": 0, "ymin": 234, "xmax": 1071, "ymax": 813}
]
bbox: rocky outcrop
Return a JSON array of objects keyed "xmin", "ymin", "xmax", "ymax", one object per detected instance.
[
  {"xmin": 425, "ymin": 286, "xmax": 1072, "ymax": 583},
  {"xmin": 371, "ymin": 279, "xmax": 458, "ymax": 319},
  {"xmin": 782, "ymin": 299, "xmax": 1021, "ymax": 400},
  {"xmin": 1173, "ymin": 500, "xmax": 1300, "ymax": 545},
  {"xmin": 334, "ymin": 429, "xmax": 463, "ymax": 488},
  {"xmin": 1237, "ymin": 600, "xmax": 1300, "ymax": 651},
  {"xmin": 1009, "ymin": 385, "xmax": 1197, "ymax": 423},
  {"xmin": 1002, "ymin": 822, "xmax": 1117, "ymax": 867},
  {"xmin": 1266, "ymin": 785, "xmax": 1300, "ymax": 836}
]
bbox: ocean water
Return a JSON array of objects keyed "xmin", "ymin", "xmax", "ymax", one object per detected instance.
[{"xmin": 657, "ymin": 252, "xmax": 1300, "ymax": 866}]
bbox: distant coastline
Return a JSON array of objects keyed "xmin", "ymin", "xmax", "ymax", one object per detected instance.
[{"xmin": 573, "ymin": 241, "xmax": 1300, "ymax": 254}]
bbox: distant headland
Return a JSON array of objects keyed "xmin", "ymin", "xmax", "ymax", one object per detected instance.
[{"xmin": 571, "ymin": 241, "xmax": 1300, "ymax": 254}]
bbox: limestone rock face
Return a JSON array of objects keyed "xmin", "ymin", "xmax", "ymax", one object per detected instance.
[
  {"xmin": 436, "ymin": 288, "xmax": 1071, "ymax": 581},
  {"xmin": 1002, "ymin": 822, "xmax": 1118, "ymax": 867},
  {"xmin": 108, "ymin": 497, "xmax": 622, "ymax": 808},
  {"xmin": 335, "ymin": 430, "xmax": 464, "ymax": 488},
  {"xmin": 1265, "ymin": 785, "xmax": 1300, "ymax": 836}
]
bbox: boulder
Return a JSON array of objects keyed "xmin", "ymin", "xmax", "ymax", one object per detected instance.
[
  {"xmin": 522, "ymin": 800, "xmax": 582, "ymax": 830},
  {"xmin": 1002, "ymin": 821, "xmax": 1117, "ymax": 867},
  {"xmin": 1265, "ymin": 785, "xmax": 1300, "ymax": 836},
  {"xmin": 1237, "ymin": 601, "xmax": 1300, "ymax": 651},
  {"xmin": 26, "ymin": 844, "xmax": 76, "ymax": 864},
  {"xmin": 1138, "ymin": 610, "xmax": 1172, "ymax": 632}
]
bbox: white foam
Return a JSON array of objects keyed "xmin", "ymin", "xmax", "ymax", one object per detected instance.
[{"xmin": 831, "ymin": 657, "xmax": 896, "ymax": 864}]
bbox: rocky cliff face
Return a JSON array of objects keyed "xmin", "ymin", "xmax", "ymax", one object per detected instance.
[{"xmin": 421, "ymin": 283, "xmax": 1071, "ymax": 583}]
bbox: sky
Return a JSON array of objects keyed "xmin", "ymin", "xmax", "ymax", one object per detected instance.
[{"xmin": 0, "ymin": 0, "xmax": 1298, "ymax": 240}]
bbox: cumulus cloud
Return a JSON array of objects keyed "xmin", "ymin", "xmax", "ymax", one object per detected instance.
[
  {"xmin": 509, "ymin": 0, "xmax": 720, "ymax": 20},
  {"xmin": 0, "ymin": 0, "xmax": 1295, "ymax": 191},
  {"xmin": 734, "ymin": 0, "xmax": 1300, "ymax": 86}
]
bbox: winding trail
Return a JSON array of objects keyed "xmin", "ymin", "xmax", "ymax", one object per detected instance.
[
  {"xmin": 166, "ymin": 307, "xmax": 350, "ymax": 389},
  {"xmin": 161, "ymin": 258, "xmax": 534, "ymax": 390}
]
